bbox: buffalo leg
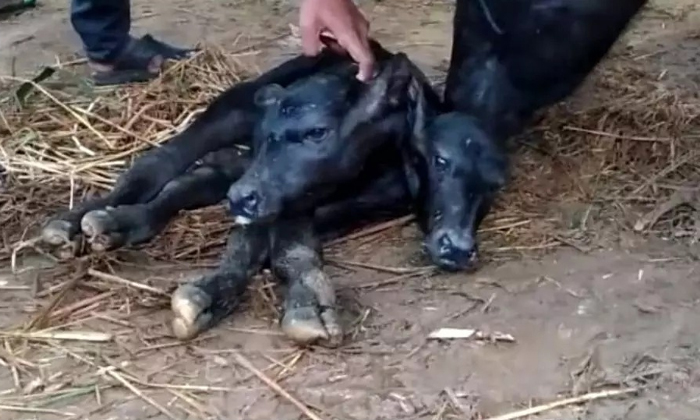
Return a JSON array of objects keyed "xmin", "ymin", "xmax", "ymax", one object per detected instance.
[
  {"xmin": 80, "ymin": 147, "xmax": 250, "ymax": 252},
  {"xmin": 170, "ymin": 223, "xmax": 269, "ymax": 340},
  {"xmin": 40, "ymin": 126, "xmax": 254, "ymax": 256},
  {"xmin": 269, "ymin": 215, "xmax": 343, "ymax": 347},
  {"xmin": 170, "ymin": 167, "xmax": 411, "ymax": 343}
]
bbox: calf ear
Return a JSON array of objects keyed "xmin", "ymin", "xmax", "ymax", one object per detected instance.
[
  {"xmin": 477, "ymin": 152, "xmax": 509, "ymax": 190},
  {"xmin": 254, "ymin": 84, "xmax": 285, "ymax": 108},
  {"xmin": 407, "ymin": 77, "xmax": 432, "ymax": 157}
]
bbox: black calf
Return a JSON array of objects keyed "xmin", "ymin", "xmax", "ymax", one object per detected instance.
[
  {"xmin": 39, "ymin": 42, "xmax": 419, "ymax": 347},
  {"xmin": 171, "ymin": 51, "xmax": 419, "ymax": 345},
  {"xmin": 40, "ymin": 50, "xmax": 351, "ymax": 256}
]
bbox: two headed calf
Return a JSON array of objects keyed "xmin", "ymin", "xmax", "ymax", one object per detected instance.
[{"xmin": 40, "ymin": 0, "xmax": 647, "ymax": 347}]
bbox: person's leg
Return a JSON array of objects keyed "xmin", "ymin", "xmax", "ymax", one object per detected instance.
[
  {"xmin": 70, "ymin": 0, "xmax": 131, "ymax": 64},
  {"xmin": 70, "ymin": 0, "xmax": 198, "ymax": 86}
]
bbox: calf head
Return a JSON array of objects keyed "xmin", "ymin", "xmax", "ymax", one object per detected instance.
[
  {"xmin": 227, "ymin": 53, "xmax": 414, "ymax": 225},
  {"xmin": 407, "ymin": 75, "xmax": 509, "ymax": 271}
]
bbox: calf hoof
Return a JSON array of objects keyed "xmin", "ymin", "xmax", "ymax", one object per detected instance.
[
  {"xmin": 80, "ymin": 209, "xmax": 123, "ymax": 252},
  {"xmin": 171, "ymin": 284, "xmax": 214, "ymax": 340},
  {"xmin": 56, "ymin": 241, "xmax": 80, "ymax": 260},
  {"xmin": 41, "ymin": 219, "xmax": 74, "ymax": 246},
  {"xmin": 281, "ymin": 305, "xmax": 342, "ymax": 348}
]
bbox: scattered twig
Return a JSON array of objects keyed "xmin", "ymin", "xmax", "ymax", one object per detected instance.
[
  {"xmin": 564, "ymin": 126, "xmax": 671, "ymax": 143},
  {"xmin": 48, "ymin": 290, "xmax": 117, "ymax": 322},
  {"xmin": 634, "ymin": 189, "xmax": 699, "ymax": 231},
  {"xmin": 0, "ymin": 285, "xmax": 30, "ymax": 291},
  {"xmin": 100, "ymin": 366, "xmax": 181, "ymax": 420},
  {"xmin": 59, "ymin": 346, "xmax": 181, "ymax": 420},
  {"xmin": 0, "ymin": 404, "xmax": 74, "ymax": 416},
  {"xmin": 630, "ymin": 149, "xmax": 700, "ymax": 196},
  {"xmin": 0, "ymin": 330, "xmax": 113, "ymax": 342},
  {"xmin": 24, "ymin": 272, "xmax": 83, "ymax": 331},
  {"xmin": 427, "ymin": 328, "xmax": 516, "ymax": 343},
  {"xmin": 231, "ymin": 350, "xmax": 326, "ymax": 420},
  {"xmin": 325, "ymin": 215, "xmax": 415, "ymax": 247},
  {"xmin": 328, "ymin": 259, "xmax": 432, "ymax": 275},
  {"xmin": 482, "ymin": 387, "xmax": 639, "ymax": 420},
  {"xmin": 350, "ymin": 267, "xmax": 436, "ymax": 289},
  {"xmin": 87, "ymin": 268, "xmax": 169, "ymax": 296}
]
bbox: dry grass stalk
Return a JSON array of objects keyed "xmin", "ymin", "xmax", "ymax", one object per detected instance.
[
  {"xmin": 0, "ymin": 330, "xmax": 113, "ymax": 342},
  {"xmin": 56, "ymin": 344, "xmax": 181, "ymax": 420},
  {"xmin": 231, "ymin": 349, "xmax": 326, "ymax": 420},
  {"xmin": 87, "ymin": 268, "xmax": 169, "ymax": 296},
  {"xmin": 102, "ymin": 366, "xmax": 180, "ymax": 420},
  {"xmin": 482, "ymin": 387, "xmax": 639, "ymax": 420},
  {"xmin": 0, "ymin": 403, "xmax": 75, "ymax": 416},
  {"xmin": 328, "ymin": 258, "xmax": 433, "ymax": 275}
]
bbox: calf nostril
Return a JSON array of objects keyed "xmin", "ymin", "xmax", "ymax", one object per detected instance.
[
  {"xmin": 438, "ymin": 234, "xmax": 453, "ymax": 255},
  {"xmin": 243, "ymin": 191, "xmax": 259, "ymax": 212}
]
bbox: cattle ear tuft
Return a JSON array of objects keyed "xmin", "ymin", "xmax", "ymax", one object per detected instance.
[{"xmin": 254, "ymin": 84, "xmax": 285, "ymax": 108}]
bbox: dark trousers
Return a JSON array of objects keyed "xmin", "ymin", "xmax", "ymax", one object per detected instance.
[{"xmin": 70, "ymin": 0, "xmax": 131, "ymax": 63}]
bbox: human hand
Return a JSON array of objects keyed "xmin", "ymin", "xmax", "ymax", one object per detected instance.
[{"xmin": 299, "ymin": 0, "xmax": 375, "ymax": 82}]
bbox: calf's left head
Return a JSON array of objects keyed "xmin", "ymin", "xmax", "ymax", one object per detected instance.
[{"xmin": 227, "ymin": 54, "xmax": 413, "ymax": 225}]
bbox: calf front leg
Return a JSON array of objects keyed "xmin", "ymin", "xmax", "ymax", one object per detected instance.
[
  {"xmin": 170, "ymin": 223, "xmax": 269, "ymax": 340},
  {"xmin": 80, "ymin": 147, "xmax": 251, "ymax": 252},
  {"xmin": 269, "ymin": 216, "xmax": 342, "ymax": 348},
  {"xmin": 169, "ymin": 166, "xmax": 412, "ymax": 342}
]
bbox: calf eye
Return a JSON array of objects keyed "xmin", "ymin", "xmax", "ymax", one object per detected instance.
[
  {"xmin": 303, "ymin": 128, "xmax": 329, "ymax": 142},
  {"xmin": 434, "ymin": 156, "xmax": 449, "ymax": 171}
]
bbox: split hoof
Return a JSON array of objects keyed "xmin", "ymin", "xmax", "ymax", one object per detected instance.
[
  {"xmin": 80, "ymin": 209, "xmax": 123, "ymax": 252},
  {"xmin": 81, "ymin": 209, "xmax": 113, "ymax": 238},
  {"xmin": 171, "ymin": 284, "xmax": 214, "ymax": 340},
  {"xmin": 41, "ymin": 219, "xmax": 74, "ymax": 246},
  {"xmin": 56, "ymin": 241, "xmax": 80, "ymax": 260},
  {"xmin": 281, "ymin": 306, "xmax": 342, "ymax": 348}
]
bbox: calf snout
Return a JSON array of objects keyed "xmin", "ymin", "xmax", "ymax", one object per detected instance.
[
  {"xmin": 227, "ymin": 185, "xmax": 262, "ymax": 225},
  {"xmin": 427, "ymin": 230, "xmax": 478, "ymax": 272}
]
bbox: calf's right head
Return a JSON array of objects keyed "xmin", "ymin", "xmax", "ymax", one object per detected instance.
[
  {"xmin": 419, "ymin": 112, "xmax": 508, "ymax": 271},
  {"xmin": 405, "ymin": 72, "xmax": 509, "ymax": 272},
  {"xmin": 227, "ymin": 54, "xmax": 413, "ymax": 225}
]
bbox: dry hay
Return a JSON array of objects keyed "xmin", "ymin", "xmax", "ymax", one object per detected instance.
[
  {"xmin": 0, "ymin": 45, "xmax": 260, "ymax": 267},
  {"xmin": 502, "ymin": 56, "xmax": 700, "ymax": 250}
]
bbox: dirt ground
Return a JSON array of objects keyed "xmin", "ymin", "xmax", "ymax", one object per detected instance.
[{"xmin": 2, "ymin": 0, "xmax": 700, "ymax": 419}]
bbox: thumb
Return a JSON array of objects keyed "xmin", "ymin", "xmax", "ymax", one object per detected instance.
[{"xmin": 344, "ymin": 39, "xmax": 375, "ymax": 82}]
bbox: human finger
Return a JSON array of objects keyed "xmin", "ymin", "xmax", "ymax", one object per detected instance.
[
  {"xmin": 341, "ymin": 33, "xmax": 375, "ymax": 82},
  {"xmin": 300, "ymin": 20, "xmax": 323, "ymax": 56}
]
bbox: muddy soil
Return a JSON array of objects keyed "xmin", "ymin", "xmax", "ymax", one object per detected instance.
[{"xmin": 2, "ymin": 0, "xmax": 700, "ymax": 419}]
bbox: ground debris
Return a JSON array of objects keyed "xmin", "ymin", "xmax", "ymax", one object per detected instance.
[{"xmin": 427, "ymin": 327, "xmax": 516, "ymax": 343}]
